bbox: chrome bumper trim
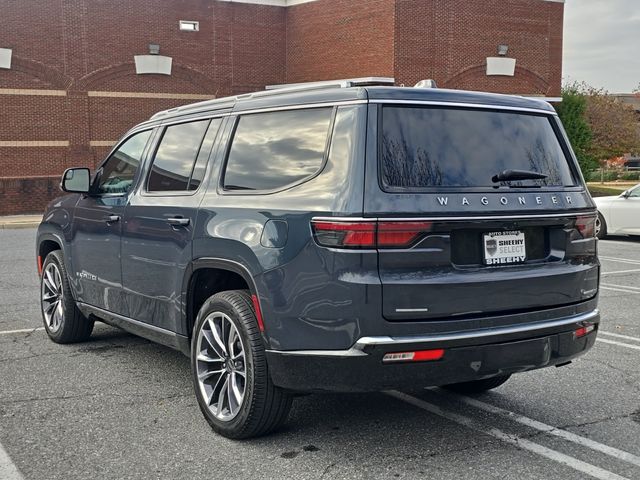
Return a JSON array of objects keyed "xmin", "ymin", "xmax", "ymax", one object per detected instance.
[{"xmin": 266, "ymin": 309, "xmax": 599, "ymax": 358}]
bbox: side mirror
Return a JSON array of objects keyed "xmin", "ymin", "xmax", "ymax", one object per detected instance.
[
  {"xmin": 61, "ymin": 168, "xmax": 91, "ymax": 193},
  {"xmin": 621, "ymin": 190, "xmax": 631, "ymax": 199}
]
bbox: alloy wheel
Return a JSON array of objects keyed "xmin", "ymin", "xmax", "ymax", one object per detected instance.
[
  {"xmin": 195, "ymin": 312, "xmax": 247, "ymax": 421},
  {"xmin": 41, "ymin": 262, "xmax": 64, "ymax": 333}
]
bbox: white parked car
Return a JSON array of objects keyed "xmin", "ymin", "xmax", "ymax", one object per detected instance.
[{"xmin": 594, "ymin": 183, "xmax": 640, "ymax": 239}]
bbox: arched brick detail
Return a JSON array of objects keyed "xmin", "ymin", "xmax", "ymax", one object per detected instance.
[
  {"xmin": 75, "ymin": 62, "xmax": 216, "ymax": 92},
  {"xmin": 444, "ymin": 64, "xmax": 550, "ymax": 95},
  {"xmin": 9, "ymin": 57, "xmax": 72, "ymax": 89}
]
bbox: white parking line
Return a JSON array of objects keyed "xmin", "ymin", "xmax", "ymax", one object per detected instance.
[
  {"xmin": 599, "ymin": 331, "xmax": 640, "ymax": 343},
  {"xmin": 601, "ymin": 283, "xmax": 640, "ymax": 291},
  {"xmin": 0, "ymin": 442, "xmax": 24, "ymax": 480},
  {"xmin": 602, "ymin": 268, "xmax": 640, "ymax": 276},
  {"xmin": 0, "ymin": 327, "xmax": 45, "ymax": 336},
  {"xmin": 387, "ymin": 391, "xmax": 629, "ymax": 480},
  {"xmin": 600, "ymin": 286, "xmax": 640, "ymax": 295},
  {"xmin": 597, "ymin": 338, "xmax": 640, "ymax": 351},
  {"xmin": 437, "ymin": 390, "xmax": 640, "ymax": 469},
  {"xmin": 600, "ymin": 256, "xmax": 640, "ymax": 266}
]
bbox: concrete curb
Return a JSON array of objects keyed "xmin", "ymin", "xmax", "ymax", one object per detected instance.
[{"xmin": 0, "ymin": 216, "xmax": 42, "ymax": 230}]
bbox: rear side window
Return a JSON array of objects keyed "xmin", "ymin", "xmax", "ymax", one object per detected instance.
[
  {"xmin": 147, "ymin": 119, "xmax": 210, "ymax": 192},
  {"xmin": 223, "ymin": 107, "xmax": 333, "ymax": 191},
  {"xmin": 380, "ymin": 106, "xmax": 577, "ymax": 190}
]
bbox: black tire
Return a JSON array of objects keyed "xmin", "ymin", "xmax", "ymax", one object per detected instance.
[
  {"xmin": 191, "ymin": 289, "xmax": 292, "ymax": 439},
  {"xmin": 40, "ymin": 250, "xmax": 94, "ymax": 343},
  {"xmin": 596, "ymin": 212, "xmax": 607, "ymax": 239},
  {"xmin": 442, "ymin": 374, "xmax": 511, "ymax": 394}
]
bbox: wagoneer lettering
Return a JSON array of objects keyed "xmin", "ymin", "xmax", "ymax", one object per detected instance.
[{"xmin": 36, "ymin": 78, "xmax": 599, "ymax": 439}]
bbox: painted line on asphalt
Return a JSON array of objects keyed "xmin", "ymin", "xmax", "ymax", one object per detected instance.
[
  {"xmin": 387, "ymin": 391, "xmax": 629, "ymax": 480},
  {"xmin": 600, "ymin": 286, "xmax": 640, "ymax": 295},
  {"xmin": 599, "ymin": 256, "xmax": 640, "ymax": 266},
  {"xmin": 601, "ymin": 268, "xmax": 640, "ymax": 276},
  {"xmin": 599, "ymin": 331, "xmax": 640, "ymax": 343},
  {"xmin": 597, "ymin": 338, "xmax": 640, "ymax": 352},
  {"xmin": 0, "ymin": 441, "xmax": 25, "ymax": 480},
  {"xmin": 0, "ymin": 327, "xmax": 45, "ymax": 336},
  {"xmin": 601, "ymin": 283, "xmax": 640, "ymax": 291},
  {"xmin": 437, "ymin": 390, "xmax": 640, "ymax": 469}
]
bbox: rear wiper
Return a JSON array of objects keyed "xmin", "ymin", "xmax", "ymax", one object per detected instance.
[{"xmin": 491, "ymin": 169, "xmax": 548, "ymax": 183}]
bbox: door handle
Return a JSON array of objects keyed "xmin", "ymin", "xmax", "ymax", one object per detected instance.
[
  {"xmin": 167, "ymin": 217, "xmax": 190, "ymax": 227},
  {"xmin": 105, "ymin": 215, "xmax": 120, "ymax": 224}
]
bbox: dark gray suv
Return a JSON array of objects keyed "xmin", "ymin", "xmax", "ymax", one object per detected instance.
[{"xmin": 36, "ymin": 78, "xmax": 600, "ymax": 439}]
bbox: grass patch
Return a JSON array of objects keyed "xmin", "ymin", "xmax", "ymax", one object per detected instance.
[{"xmin": 588, "ymin": 185, "xmax": 624, "ymax": 197}]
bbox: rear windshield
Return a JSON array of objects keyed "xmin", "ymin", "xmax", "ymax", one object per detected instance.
[{"xmin": 380, "ymin": 106, "xmax": 577, "ymax": 190}]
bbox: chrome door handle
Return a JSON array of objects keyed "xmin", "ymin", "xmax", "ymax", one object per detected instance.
[
  {"xmin": 167, "ymin": 217, "xmax": 190, "ymax": 227},
  {"xmin": 105, "ymin": 215, "xmax": 120, "ymax": 224}
]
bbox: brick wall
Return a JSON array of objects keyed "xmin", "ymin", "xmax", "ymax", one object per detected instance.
[{"xmin": 0, "ymin": 0, "xmax": 563, "ymax": 215}]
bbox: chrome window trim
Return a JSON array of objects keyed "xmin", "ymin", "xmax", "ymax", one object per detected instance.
[{"xmin": 370, "ymin": 99, "xmax": 557, "ymax": 116}]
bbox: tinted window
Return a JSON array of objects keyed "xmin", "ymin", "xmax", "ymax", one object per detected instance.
[
  {"xmin": 147, "ymin": 120, "xmax": 210, "ymax": 192},
  {"xmin": 97, "ymin": 130, "xmax": 152, "ymax": 194},
  {"xmin": 381, "ymin": 106, "xmax": 577, "ymax": 189},
  {"xmin": 223, "ymin": 108, "xmax": 333, "ymax": 191}
]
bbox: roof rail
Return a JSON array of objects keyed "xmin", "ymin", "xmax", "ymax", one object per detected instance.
[
  {"xmin": 263, "ymin": 77, "xmax": 395, "ymax": 94},
  {"xmin": 149, "ymin": 77, "xmax": 395, "ymax": 120}
]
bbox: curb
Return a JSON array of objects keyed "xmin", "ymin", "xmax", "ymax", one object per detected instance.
[{"xmin": 0, "ymin": 219, "xmax": 42, "ymax": 230}]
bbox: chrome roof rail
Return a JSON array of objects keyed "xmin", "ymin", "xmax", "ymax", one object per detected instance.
[{"xmin": 263, "ymin": 77, "xmax": 395, "ymax": 93}]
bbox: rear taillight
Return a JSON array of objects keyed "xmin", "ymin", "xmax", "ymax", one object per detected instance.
[
  {"xmin": 311, "ymin": 221, "xmax": 376, "ymax": 248},
  {"xmin": 575, "ymin": 215, "xmax": 596, "ymax": 238},
  {"xmin": 378, "ymin": 221, "xmax": 433, "ymax": 248},
  {"xmin": 311, "ymin": 219, "xmax": 433, "ymax": 249}
]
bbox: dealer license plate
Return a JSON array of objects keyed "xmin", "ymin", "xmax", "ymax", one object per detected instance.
[{"xmin": 483, "ymin": 231, "xmax": 526, "ymax": 265}]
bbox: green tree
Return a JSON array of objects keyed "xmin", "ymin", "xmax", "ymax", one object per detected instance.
[{"xmin": 555, "ymin": 85, "xmax": 596, "ymax": 173}]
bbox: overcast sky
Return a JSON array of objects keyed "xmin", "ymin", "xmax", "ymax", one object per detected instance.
[{"xmin": 563, "ymin": 0, "xmax": 640, "ymax": 93}]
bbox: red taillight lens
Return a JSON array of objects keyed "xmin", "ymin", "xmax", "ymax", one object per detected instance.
[
  {"xmin": 574, "ymin": 324, "xmax": 595, "ymax": 338},
  {"xmin": 575, "ymin": 215, "xmax": 596, "ymax": 238},
  {"xmin": 311, "ymin": 221, "xmax": 376, "ymax": 248},
  {"xmin": 382, "ymin": 349, "xmax": 445, "ymax": 363},
  {"xmin": 311, "ymin": 219, "xmax": 432, "ymax": 249},
  {"xmin": 378, "ymin": 221, "xmax": 433, "ymax": 248}
]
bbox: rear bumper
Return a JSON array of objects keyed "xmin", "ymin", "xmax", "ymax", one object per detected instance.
[{"xmin": 265, "ymin": 309, "xmax": 599, "ymax": 392}]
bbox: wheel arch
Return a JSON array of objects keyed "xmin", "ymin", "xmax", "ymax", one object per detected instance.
[{"xmin": 182, "ymin": 258, "xmax": 263, "ymax": 340}]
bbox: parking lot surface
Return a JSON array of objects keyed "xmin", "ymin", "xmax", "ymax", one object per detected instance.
[{"xmin": 1, "ymin": 228, "xmax": 639, "ymax": 480}]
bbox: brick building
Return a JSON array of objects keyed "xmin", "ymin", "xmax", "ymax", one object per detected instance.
[{"xmin": 0, "ymin": 0, "xmax": 565, "ymax": 215}]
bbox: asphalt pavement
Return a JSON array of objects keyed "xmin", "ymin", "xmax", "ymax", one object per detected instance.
[{"xmin": 1, "ymin": 228, "xmax": 639, "ymax": 480}]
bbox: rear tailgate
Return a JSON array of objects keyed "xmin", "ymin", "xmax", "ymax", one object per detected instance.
[{"xmin": 364, "ymin": 102, "xmax": 599, "ymax": 323}]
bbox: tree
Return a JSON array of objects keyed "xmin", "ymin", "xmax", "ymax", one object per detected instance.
[
  {"xmin": 583, "ymin": 85, "xmax": 640, "ymax": 161},
  {"xmin": 555, "ymin": 84, "xmax": 596, "ymax": 173}
]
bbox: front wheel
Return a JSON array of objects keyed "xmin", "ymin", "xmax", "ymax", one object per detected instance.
[
  {"xmin": 441, "ymin": 374, "xmax": 511, "ymax": 394},
  {"xmin": 40, "ymin": 250, "xmax": 94, "ymax": 343},
  {"xmin": 191, "ymin": 290, "xmax": 292, "ymax": 439}
]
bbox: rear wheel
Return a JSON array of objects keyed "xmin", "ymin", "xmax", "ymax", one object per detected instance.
[
  {"xmin": 442, "ymin": 374, "xmax": 511, "ymax": 394},
  {"xmin": 191, "ymin": 290, "xmax": 292, "ymax": 439},
  {"xmin": 40, "ymin": 250, "xmax": 94, "ymax": 343},
  {"xmin": 595, "ymin": 212, "xmax": 607, "ymax": 239}
]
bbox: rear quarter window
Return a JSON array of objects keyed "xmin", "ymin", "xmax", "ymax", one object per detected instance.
[
  {"xmin": 223, "ymin": 107, "xmax": 333, "ymax": 192},
  {"xmin": 380, "ymin": 106, "xmax": 577, "ymax": 191}
]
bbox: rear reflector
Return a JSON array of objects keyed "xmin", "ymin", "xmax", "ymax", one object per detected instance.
[
  {"xmin": 574, "ymin": 324, "xmax": 595, "ymax": 338},
  {"xmin": 383, "ymin": 349, "xmax": 445, "ymax": 363},
  {"xmin": 311, "ymin": 219, "xmax": 432, "ymax": 249},
  {"xmin": 251, "ymin": 294, "xmax": 266, "ymax": 333}
]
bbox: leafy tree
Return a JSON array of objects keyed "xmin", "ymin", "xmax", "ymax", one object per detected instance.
[
  {"xmin": 555, "ymin": 84, "xmax": 596, "ymax": 173},
  {"xmin": 583, "ymin": 85, "xmax": 640, "ymax": 161}
]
